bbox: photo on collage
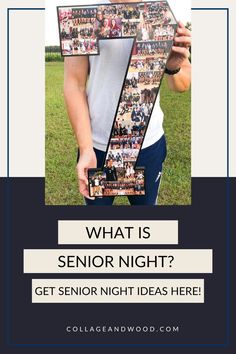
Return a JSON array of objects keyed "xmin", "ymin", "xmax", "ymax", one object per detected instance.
[
  {"xmin": 95, "ymin": 5, "xmax": 122, "ymax": 38},
  {"xmin": 58, "ymin": 6, "xmax": 98, "ymax": 55},
  {"xmin": 88, "ymin": 167, "xmax": 145, "ymax": 197}
]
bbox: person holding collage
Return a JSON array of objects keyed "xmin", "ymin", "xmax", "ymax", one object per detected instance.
[{"xmin": 64, "ymin": 0, "xmax": 191, "ymax": 205}]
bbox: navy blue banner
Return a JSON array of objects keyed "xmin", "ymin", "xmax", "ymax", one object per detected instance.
[{"xmin": 0, "ymin": 177, "xmax": 235, "ymax": 353}]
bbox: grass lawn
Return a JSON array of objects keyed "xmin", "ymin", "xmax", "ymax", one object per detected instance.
[{"xmin": 45, "ymin": 61, "xmax": 191, "ymax": 205}]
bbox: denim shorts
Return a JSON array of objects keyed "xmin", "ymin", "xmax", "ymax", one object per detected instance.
[{"xmin": 77, "ymin": 134, "xmax": 167, "ymax": 206}]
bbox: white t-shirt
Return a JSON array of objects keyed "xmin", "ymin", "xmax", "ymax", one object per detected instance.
[{"xmin": 86, "ymin": 0, "xmax": 164, "ymax": 151}]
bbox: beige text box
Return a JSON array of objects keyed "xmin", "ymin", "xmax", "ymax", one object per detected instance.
[
  {"xmin": 24, "ymin": 249, "xmax": 213, "ymax": 274},
  {"xmin": 32, "ymin": 278, "xmax": 204, "ymax": 303},
  {"xmin": 58, "ymin": 220, "xmax": 178, "ymax": 245}
]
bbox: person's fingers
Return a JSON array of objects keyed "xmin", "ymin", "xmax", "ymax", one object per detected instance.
[
  {"xmin": 177, "ymin": 26, "xmax": 191, "ymax": 37},
  {"xmin": 79, "ymin": 179, "xmax": 95, "ymax": 200},
  {"xmin": 77, "ymin": 165, "xmax": 88, "ymax": 185},
  {"xmin": 178, "ymin": 21, "xmax": 185, "ymax": 29},
  {"xmin": 77, "ymin": 165, "xmax": 95, "ymax": 199},
  {"xmin": 171, "ymin": 46, "xmax": 190, "ymax": 58},
  {"xmin": 79, "ymin": 180, "xmax": 87, "ymax": 195},
  {"xmin": 174, "ymin": 36, "xmax": 191, "ymax": 47}
]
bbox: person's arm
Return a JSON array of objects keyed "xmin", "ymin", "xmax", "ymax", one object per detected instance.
[
  {"xmin": 64, "ymin": 57, "xmax": 96, "ymax": 199},
  {"xmin": 165, "ymin": 21, "xmax": 191, "ymax": 93}
]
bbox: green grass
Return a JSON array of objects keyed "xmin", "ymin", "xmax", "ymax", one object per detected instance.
[{"xmin": 45, "ymin": 62, "xmax": 191, "ymax": 205}]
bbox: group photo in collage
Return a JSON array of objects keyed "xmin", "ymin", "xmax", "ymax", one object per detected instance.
[
  {"xmin": 88, "ymin": 167, "xmax": 145, "ymax": 197},
  {"xmin": 58, "ymin": 6, "xmax": 98, "ymax": 55},
  {"xmin": 57, "ymin": 2, "xmax": 177, "ymax": 198}
]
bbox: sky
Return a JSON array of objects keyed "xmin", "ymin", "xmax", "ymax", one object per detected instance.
[{"xmin": 45, "ymin": 0, "xmax": 191, "ymax": 45}]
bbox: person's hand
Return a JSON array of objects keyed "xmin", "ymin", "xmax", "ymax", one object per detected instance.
[
  {"xmin": 166, "ymin": 21, "xmax": 191, "ymax": 71},
  {"xmin": 77, "ymin": 148, "xmax": 97, "ymax": 200}
]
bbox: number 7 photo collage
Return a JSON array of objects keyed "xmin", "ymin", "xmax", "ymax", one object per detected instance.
[{"xmin": 58, "ymin": 2, "xmax": 177, "ymax": 198}]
